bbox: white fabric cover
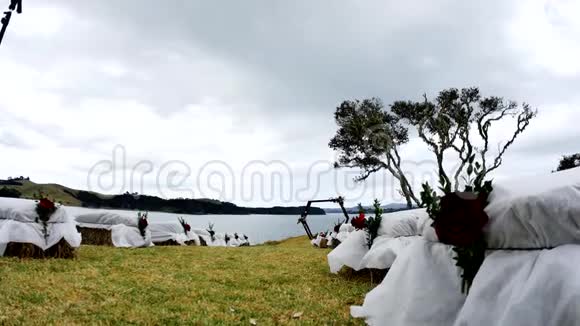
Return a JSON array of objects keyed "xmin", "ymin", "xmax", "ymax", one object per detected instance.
[
  {"xmin": 485, "ymin": 167, "xmax": 580, "ymax": 249},
  {"xmin": 191, "ymin": 228, "xmax": 212, "ymax": 245},
  {"xmin": 331, "ymin": 223, "xmax": 355, "ymax": 244},
  {"xmin": 228, "ymin": 234, "xmax": 241, "ymax": 247},
  {"xmin": 351, "ymin": 239, "xmax": 465, "ymax": 326},
  {"xmin": 339, "ymin": 223, "xmax": 355, "ymax": 233},
  {"xmin": 0, "ymin": 198, "xmax": 82, "ymax": 256},
  {"xmin": 192, "ymin": 228, "xmax": 210, "ymax": 237},
  {"xmin": 311, "ymin": 233, "xmax": 328, "ymax": 247},
  {"xmin": 327, "ymin": 230, "xmax": 368, "ymax": 273},
  {"xmin": 453, "ymin": 245, "xmax": 580, "ymax": 326},
  {"xmin": 418, "ymin": 213, "xmax": 439, "ymax": 242},
  {"xmin": 73, "ymin": 210, "xmax": 152, "ymax": 248},
  {"xmin": 0, "ymin": 197, "xmax": 71, "ymax": 223},
  {"xmin": 110, "ymin": 224, "xmax": 153, "ymax": 248},
  {"xmin": 351, "ymin": 168, "xmax": 580, "ymax": 325},
  {"xmin": 311, "ymin": 235, "xmax": 322, "ymax": 247},
  {"xmin": 186, "ymin": 230, "xmax": 201, "ymax": 245},
  {"xmin": 328, "ymin": 209, "xmax": 427, "ymax": 273},
  {"xmin": 358, "ymin": 235, "xmax": 418, "ymax": 270},
  {"xmin": 325, "ymin": 232, "xmax": 335, "ymax": 243},
  {"xmin": 207, "ymin": 233, "xmax": 227, "ymax": 247},
  {"xmin": 75, "ymin": 211, "xmax": 138, "ymax": 227},
  {"xmin": 377, "ymin": 208, "xmax": 425, "ymax": 237},
  {"xmin": 150, "ymin": 222, "xmax": 193, "ymax": 245},
  {"xmin": 335, "ymin": 231, "xmax": 350, "ymax": 243}
]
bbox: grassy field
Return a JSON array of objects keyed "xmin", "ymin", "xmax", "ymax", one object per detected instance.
[{"xmin": 0, "ymin": 236, "xmax": 374, "ymax": 325}]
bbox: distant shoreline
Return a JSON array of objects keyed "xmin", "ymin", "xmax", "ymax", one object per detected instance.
[{"xmin": 0, "ymin": 179, "xmax": 326, "ymax": 216}]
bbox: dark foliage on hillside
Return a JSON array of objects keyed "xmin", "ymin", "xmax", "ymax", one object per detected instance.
[
  {"xmin": 0, "ymin": 187, "xmax": 21, "ymax": 198},
  {"xmin": 0, "ymin": 180, "xmax": 23, "ymax": 186},
  {"xmin": 68, "ymin": 190, "xmax": 325, "ymax": 215}
]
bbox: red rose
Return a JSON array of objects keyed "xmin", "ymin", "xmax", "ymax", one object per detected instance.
[
  {"xmin": 433, "ymin": 192, "xmax": 489, "ymax": 247},
  {"xmin": 39, "ymin": 198, "xmax": 56, "ymax": 211},
  {"xmin": 138, "ymin": 217, "xmax": 148, "ymax": 229},
  {"xmin": 351, "ymin": 213, "xmax": 366, "ymax": 230},
  {"xmin": 36, "ymin": 198, "xmax": 57, "ymax": 222}
]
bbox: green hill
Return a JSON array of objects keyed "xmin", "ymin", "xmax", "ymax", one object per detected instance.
[
  {"xmin": 1, "ymin": 180, "xmax": 81, "ymax": 206},
  {"xmin": 0, "ymin": 179, "xmax": 326, "ymax": 215}
]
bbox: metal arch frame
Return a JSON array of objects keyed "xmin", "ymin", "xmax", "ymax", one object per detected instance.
[{"xmin": 298, "ymin": 196, "xmax": 350, "ymax": 240}]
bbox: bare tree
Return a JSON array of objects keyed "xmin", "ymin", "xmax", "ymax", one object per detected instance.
[{"xmin": 392, "ymin": 87, "xmax": 537, "ymax": 191}]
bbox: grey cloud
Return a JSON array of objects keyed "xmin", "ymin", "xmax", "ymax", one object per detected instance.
[{"xmin": 1, "ymin": 0, "xmax": 579, "ymax": 205}]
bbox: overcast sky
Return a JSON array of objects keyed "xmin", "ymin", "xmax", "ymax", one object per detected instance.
[{"xmin": 1, "ymin": 0, "xmax": 579, "ymax": 207}]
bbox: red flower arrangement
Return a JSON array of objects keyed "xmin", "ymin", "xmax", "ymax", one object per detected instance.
[
  {"xmin": 433, "ymin": 192, "xmax": 489, "ymax": 247},
  {"xmin": 178, "ymin": 217, "xmax": 191, "ymax": 234},
  {"xmin": 34, "ymin": 193, "xmax": 60, "ymax": 240},
  {"xmin": 36, "ymin": 197, "xmax": 57, "ymax": 222},
  {"xmin": 350, "ymin": 201, "xmax": 383, "ymax": 248},
  {"xmin": 351, "ymin": 211, "xmax": 366, "ymax": 230},
  {"xmin": 137, "ymin": 212, "xmax": 148, "ymax": 239},
  {"xmin": 420, "ymin": 158, "xmax": 494, "ymax": 294}
]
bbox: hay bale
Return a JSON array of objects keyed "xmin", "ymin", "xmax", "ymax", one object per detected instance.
[
  {"xmin": 330, "ymin": 238, "xmax": 341, "ymax": 248},
  {"xmin": 3, "ymin": 239, "xmax": 76, "ymax": 259},
  {"xmin": 77, "ymin": 227, "xmax": 113, "ymax": 246},
  {"xmin": 337, "ymin": 267, "xmax": 388, "ymax": 284},
  {"xmin": 153, "ymin": 239, "xmax": 181, "ymax": 246}
]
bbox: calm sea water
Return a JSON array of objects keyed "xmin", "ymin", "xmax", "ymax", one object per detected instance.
[{"xmin": 65, "ymin": 206, "xmax": 347, "ymax": 244}]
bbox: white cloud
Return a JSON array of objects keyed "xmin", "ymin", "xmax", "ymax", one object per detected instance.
[{"xmin": 508, "ymin": 0, "xmax": 580, "ymax": 77}]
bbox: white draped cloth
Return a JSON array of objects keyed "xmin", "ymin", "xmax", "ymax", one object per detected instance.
[
  {"xmin": 208, "ymin": 233, "xmax": 227, "ymax": 247},
  {"xmin": 74, "ymin": 211, "xmax": 152, "ymax": 248},
  {"xmin": 191, "ymin": 228, "xmax": 212, "ymax": 245},
  {"xmin": 351, "ymin": 167, "xmax": 580, "ymax": 326},
  {"xmin": 188, "ymin": 229, "xmax": 248, "ymax": 247},
  {"xmin": 351, "ymin": 239, "xmax": 465, "ymax": 326},
  {"xmin": 0, "ymin": 197, "xmax": 82, "ymax": 256},
  {"xmin": 149, "ymin": 222, "xmax": 200, "ymax": 246},
  {"xmin": 327, "ymin": 208, "xmax": 427, "ymax": 273}
]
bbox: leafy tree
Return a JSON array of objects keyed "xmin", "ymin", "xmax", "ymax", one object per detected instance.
[
  {"xmin": 329, "ymin": 98, "xmax": 419, "ymax": 207},
  {"xmin": 556, "ymin": 153, "xmax": 580, "ymax": 171},
  {"xmin": 329, "ymin": 88, "xmax": 537, "ymax": 207}
]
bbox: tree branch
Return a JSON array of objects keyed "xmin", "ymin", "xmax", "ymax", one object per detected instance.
[{"xmin": 485, "ymin": 105, "xmax": 537, "ymax": 175}]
